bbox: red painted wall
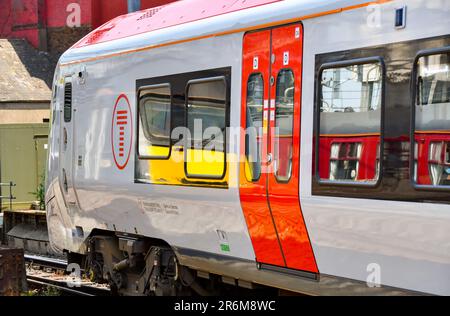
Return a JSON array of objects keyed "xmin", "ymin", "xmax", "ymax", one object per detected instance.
[
  {"xmin": 141, "ymin": 0, "xmax": 174, "ymax": 9},
  {"xmin": 91, "ymin": 0, "xmax": 127, "ymax": 29},
  {"xmin": 0, "ymin": 0, "xmax": 177, "ymax": 49},
  {"xmin": 92, "ymin": 0, "xmax": 177, "ymax": 29},
  {"xmin": 0, "ymin": 0, "xmax": 40, "ymax": 47},
  {"xmin": 12, "ymin": 0, "xmax": 38, "ymax": 26},
  {"xmin": 46, "ymin": 0, "xmax": 92, "ymax": 28}
]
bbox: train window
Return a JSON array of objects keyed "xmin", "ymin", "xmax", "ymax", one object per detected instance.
[
  {"xmin": 64, "ymin": 82, "xmax": 72, "ymax": 123},
  {"xmin": 413, "ymin": 49, "xmax": 450, "ymax": 188},
  {"xmin": 186, "ymin": 77, "xmax": 227, "ymax": 179},
  {"xmin": 138, "ymin": 84, "xmax": 171, "ymax": 159},
  {"xmin": 317, "ymin": 58, "xmax": 383, "ymax": 185},
  {"xmin": 416, "ymin": 53, "xmax": 450, "ymax": 106},
  {"xmin": 428, "ymin": 141, "xmax": 450, "ymax": 186},
  {"xmin": 245, "ymin": 73, "xmax": 264, "ymax": 182},
  {"xmin": 329, "ymin": 142, "xmax": 361, "ymax": 181},
  {"xmin": 274, "ymin": 69, "xmax": 295, "ymax": 182}
]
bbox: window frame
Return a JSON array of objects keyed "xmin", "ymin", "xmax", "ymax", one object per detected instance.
[
  {"xmin": 273, "ymin": 68, "xmax": 295, "ymax": 183},
  {"xmin": 410, "ymin": 46, "xmax": 450, "ymax": 191},
  {"xmin": 245, "ymin": 72, "xmax": 265, "ymax": 182},
  {"xmin": 136, "ymin": 83, "xmax": 172, "ymax": 160},
  {"xmin": 184, "ymin": 76, "xmax": 228, "ymax": 180},
  {"xmin": 315, "ymin": 56, "xmax": 386, "ymax": 188}
]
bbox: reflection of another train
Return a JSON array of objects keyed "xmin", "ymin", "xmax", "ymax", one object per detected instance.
[{"xmin": 319, "ymin": 63, "xmax": 382, "ymax": 183}]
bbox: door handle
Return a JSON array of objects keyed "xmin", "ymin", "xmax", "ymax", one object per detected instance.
[{"xmin": 267, "ymin": 153, "xmax": 273, "ymax": 163}]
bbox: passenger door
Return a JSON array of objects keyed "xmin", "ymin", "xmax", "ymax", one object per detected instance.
[{"xmin": 240, "ymin": 23, "xmax": 318, "ymax": 273}]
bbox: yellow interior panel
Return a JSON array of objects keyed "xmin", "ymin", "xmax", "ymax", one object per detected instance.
[{"xmin": 139, "ymin": 146, "xmax": 229, "ymax": 188}]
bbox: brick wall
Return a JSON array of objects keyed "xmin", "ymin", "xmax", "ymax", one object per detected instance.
[{"xmin": 47, "ymin": 26, "xmax": 91, "ymax": 55}]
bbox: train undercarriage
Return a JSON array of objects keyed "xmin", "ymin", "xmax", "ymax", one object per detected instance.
[{"xmin": 68, "ymin": 233, "xmax": 276, "ymax": 296}]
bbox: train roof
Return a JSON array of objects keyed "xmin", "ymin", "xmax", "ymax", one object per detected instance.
[
  {"xmin": 61, "ymin": 0, "xmax": 388, "ymax": 66},
  {"xmin": 74, "ymin": 0, "xmax": 283, "ymax": 48}
]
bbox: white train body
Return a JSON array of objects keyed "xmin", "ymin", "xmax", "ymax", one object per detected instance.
[{"xmin": 46, "ymin": 0, "xmax": 450, "ymax": 295}]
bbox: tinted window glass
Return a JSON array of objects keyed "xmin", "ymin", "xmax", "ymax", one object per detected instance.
[
  {"xmin": 187, "ymin": 79, "xmax": 226, "ymax": 151},
  {"xmin": 321, "ymin": 64, "xmax": 382, "ymax": 113},
  {"xmin": 414, "ymin": 52, "xmax": 450, "ymax": 187},
  {"xmin": 274, "ymin": 69, "xmax": 295, "ymax": 182},
  {"xmin": 245, "ymin": 73, "xmax": 264, "ymax": 181},
  {"xmin": 138, "ymin": 84, "xmax": 171, "ymax": 158},
  {"xmin": 417, "ymin": 53, "xmax": 450, "ymax": 106},
  {"xmin": 319, "ymin": 62, "xmax": 383, "ymax": 183},
  {"xmin": 186, "ymin": 78, "xmax": 226, "ymax": 178}
]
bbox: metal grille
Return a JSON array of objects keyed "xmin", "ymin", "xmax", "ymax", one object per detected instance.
[
  {"xmin": 64, "ymin": 83, "xmax": 72, "ymax": 123},
  {"xmin": 137, "ymin": 7, "xmax": 164, "ymax": 21}
]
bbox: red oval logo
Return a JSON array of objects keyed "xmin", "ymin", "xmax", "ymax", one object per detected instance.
[{"xmin": 111, "ymin": 94, "xmax": 133, "ymax": 170}]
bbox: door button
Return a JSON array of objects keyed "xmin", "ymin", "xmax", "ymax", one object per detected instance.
[{"xmin": 267, "ymin": 153, "xmax": 273, "ymax": 163}]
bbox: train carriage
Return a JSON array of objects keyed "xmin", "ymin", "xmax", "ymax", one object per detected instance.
[{"xmin": 46, "ymin": 0, "xmax": 450, "ymax": 295}]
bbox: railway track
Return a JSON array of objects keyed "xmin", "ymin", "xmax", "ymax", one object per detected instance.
[{"xmin": 25, "ymin": 254, "xmax": 110, "ymax": 296}]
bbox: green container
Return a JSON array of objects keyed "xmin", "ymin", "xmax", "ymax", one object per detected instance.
[{"xmin": 0, "ymin": 124, "xmax": 49, "ymax": 210}]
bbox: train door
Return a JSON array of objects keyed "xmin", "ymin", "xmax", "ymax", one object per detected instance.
[
  {"xmin": 59, "ymin": 78, "xmax": 78, "ymax": 207},
  {"xmin": 240, "ymin": 23, "xmax": 318, "ymax": 274}
]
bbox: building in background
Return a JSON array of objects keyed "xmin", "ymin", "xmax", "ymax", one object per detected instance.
[
  {"xmin": 0, "ymin": 39, "xmax": 51, "ymax": 208},
  {"xmin": 0, "ymin": 39, "xmax": 52, "ymax": 124},
  {"xmin": 0, "ymin": 0, "xmax": 177, "ymax": 54}
]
